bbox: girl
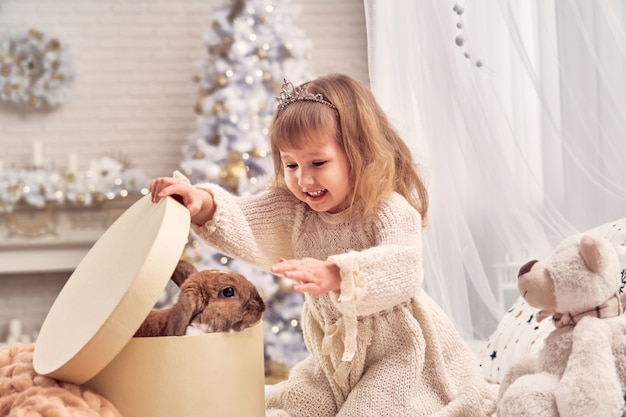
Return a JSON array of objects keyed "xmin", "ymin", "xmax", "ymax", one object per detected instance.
[{"xmin": 150, "ymin": 74, "xmax": 496, "ymax": 416}]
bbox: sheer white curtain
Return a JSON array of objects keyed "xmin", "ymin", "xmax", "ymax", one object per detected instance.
[{"xmin": 364, "ymin": 0, "xmax": 626, "ymax": 339}]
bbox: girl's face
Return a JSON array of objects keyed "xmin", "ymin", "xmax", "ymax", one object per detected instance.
[{"xmin": 279, "ymin": 132, "xmax": 351, "ymax": 214}]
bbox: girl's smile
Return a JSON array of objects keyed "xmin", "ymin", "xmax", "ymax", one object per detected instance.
[{"xmin": 307, "ymin": 189, "xmax": 326, "ymax": 197}]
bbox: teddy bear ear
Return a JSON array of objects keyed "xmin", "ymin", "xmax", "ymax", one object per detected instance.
[{"xmin": 579, "ymin": 234, "xmax": 604, "ymax": 273}]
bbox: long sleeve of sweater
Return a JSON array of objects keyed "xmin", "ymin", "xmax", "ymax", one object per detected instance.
[
  {"xmin": 328, "ymin": 211, "xmax": 423, "ymax": 316},
  {"xmin": 328, "ymin": 194, "xmax": 423, "ymax": 318},
  {"xmin": 190, "ymin": 183, "xmax": 298, "ymax": 271},
  {"xmin": 324, "ymin": 193, "xmax": 423, "ymax": 361}
]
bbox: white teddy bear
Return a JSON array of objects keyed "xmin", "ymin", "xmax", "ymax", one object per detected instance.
[{"xmin": 497, "ymin": 233, "xmax": 626, "ymax": 417}]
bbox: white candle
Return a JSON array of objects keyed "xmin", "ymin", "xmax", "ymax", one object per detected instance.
[
  {"xmin": 68, "ymin": 152, "xmax": 79, "ymax": 173},
  {"xmin": 33, "ymin": 140, "xmax": 44, "ymax": 167}
]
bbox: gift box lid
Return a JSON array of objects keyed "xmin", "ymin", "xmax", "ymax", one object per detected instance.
[{"xmin": 33, "ymin": 194, "xmax": 191, "ymax": 385}]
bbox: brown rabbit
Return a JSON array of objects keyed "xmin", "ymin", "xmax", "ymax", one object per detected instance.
[{"xmin": 134, "ymin": 260, "xmax": 266, "ymax": 337}]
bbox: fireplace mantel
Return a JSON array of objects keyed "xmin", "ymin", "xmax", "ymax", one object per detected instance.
[{"xmin": 0, "ymin": 195, "xmax": 141, "ymax": 274}]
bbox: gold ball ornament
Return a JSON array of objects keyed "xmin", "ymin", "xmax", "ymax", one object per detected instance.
[
  {"xmin": 27, "ymin": 29, "xmax": 44, "ymax": 41},
  {"xmin": 280, "ymin": 43, "xmax": 293, "ymax": 60},
  {"xmin": 46, "ymin": 38, "xmax": 61, "ymax": 52},
  {"xmin": 253, "ymin": 148, "xmax": 267, "ymax": 158},
  {"xmin": 212, "ymin": 102, "xmax": 223, "ymax": 114},
  {"xmin": 220, "ymin": 151, "xmax": 247, "ymax": 191},
  {"xmin": 192, "ymin": 148, "xmax": 205, "ymax": 159},
  {"xmin": 62, "ymin": 172, "xmax": 76, "ymax": 183}
]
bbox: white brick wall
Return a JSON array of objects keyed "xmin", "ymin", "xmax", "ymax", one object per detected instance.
[
  {"xmin": 0, "ymin": 0, "xmax": 369, "ymax": 341},
  {"xmin": 0, "ymin": 0, "xmax": 368, "ymax": 178}
]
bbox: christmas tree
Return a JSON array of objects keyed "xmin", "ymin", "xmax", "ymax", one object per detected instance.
[{"xmin": 178, "ymin": 0, "xmax": 313, "ymax": 368}]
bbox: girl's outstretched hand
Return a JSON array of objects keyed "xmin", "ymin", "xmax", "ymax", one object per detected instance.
[
  {"xmin": 271, "ymin": 257, "xmax": 341, "ymax": 295},
  {"xmin": 149, "ymin": 176, "xmax": 216, "ymax": 226}
]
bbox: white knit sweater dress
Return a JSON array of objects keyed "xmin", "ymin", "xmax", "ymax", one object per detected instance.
[{"xmin": 191, "ymin": 184, "xmax": 496, "ymax": 417}]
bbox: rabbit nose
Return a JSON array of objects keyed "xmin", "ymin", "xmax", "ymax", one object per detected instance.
[{"xmin": 518, "ymin": 260, "xmax": 538, "ymax": 278}]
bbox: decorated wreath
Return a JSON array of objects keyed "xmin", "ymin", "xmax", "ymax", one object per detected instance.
[{"xmin": 0, "ymin": 28, "xmax": 76, "ymax": 109}]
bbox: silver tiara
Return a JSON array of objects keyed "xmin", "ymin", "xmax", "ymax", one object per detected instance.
[{"xmin": 275, "ymin": 79, "xmax": 337, "ymax": 113}]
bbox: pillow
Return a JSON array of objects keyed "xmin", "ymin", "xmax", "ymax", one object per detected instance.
[
  {"xmin": 477, "ymin": 297, "xmax": 554, "ymax": 384},
  {"xmin": 478, "ymin": 217, "xmax": 626, "ymax": 384}
]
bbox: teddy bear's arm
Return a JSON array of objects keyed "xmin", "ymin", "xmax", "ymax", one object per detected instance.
[{"xmin": 555, "ymin": 316, "xmax": 623, "ymax": 417}]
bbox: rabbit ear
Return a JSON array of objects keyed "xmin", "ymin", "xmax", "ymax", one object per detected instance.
[
  {"xmin": 171, "ymin": 260, "xmax": 198, "ymax": 287},
  {"xmin": 164, "ymin": 291, "xmax": 199, "ymax": 336}
]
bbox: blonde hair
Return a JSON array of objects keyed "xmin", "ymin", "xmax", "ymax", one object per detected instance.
[{"xmin": 269, "ymin": 74, "xmax": 428, "ymax": 225}]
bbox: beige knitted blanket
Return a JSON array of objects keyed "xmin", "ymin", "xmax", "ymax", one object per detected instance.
[{"xmin": 0, "ymin": 343, "xmax": 122, "ymax": 417}]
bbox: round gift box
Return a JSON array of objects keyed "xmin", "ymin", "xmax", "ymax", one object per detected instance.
[{"xmin": 33, "ymin": 194, "xmax": 265, "ymax": 417}]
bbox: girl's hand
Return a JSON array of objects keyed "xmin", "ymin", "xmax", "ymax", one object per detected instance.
[
  {"xmin": 271, "ymin": 258, "xmax": 341, "ymax": 295},
  {"xmin": 149, "ymin": 177, "xmax": 216, "ymax": 225}
]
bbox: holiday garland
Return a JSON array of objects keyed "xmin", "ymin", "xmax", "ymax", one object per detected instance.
[
  {"xmin": 0, "ymin": 155, "xmax": 150, "ymax": 213},
  {"xmin": 0, "ymin": 28, "xmax": 76, "ymax": 109}
]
